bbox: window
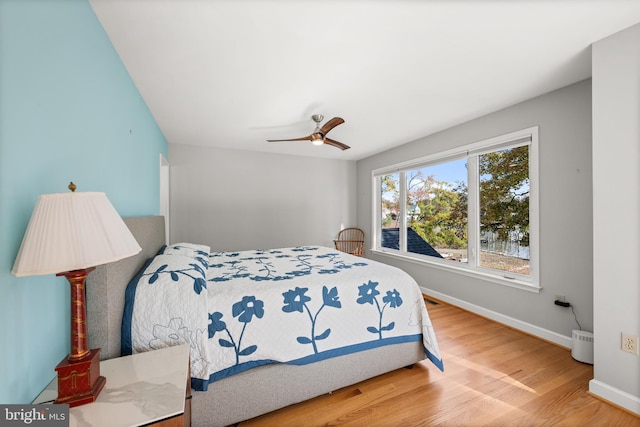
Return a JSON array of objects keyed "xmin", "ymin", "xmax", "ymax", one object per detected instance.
[{"xmin": 373, "ymin": 127, "xmax": 539, "ymax": 291}]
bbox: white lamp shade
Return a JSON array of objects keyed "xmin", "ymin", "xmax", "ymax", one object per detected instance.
[{"xmin": 12, "ymin": 191, "xmax": 142, "ymax": 277}]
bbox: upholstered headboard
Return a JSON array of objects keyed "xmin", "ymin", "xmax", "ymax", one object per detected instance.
[{"xmin": 86, "ymin": 216, "xmax": 166, "ymax": 360}]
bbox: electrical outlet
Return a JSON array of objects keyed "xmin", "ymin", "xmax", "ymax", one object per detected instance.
[
  {"xmin": 621, "ymin": 333, "xmax": 639, "ymax": 355},
  {"xmin": 555, "ymin": 295, "xmax": 565, "ymax": 303}
]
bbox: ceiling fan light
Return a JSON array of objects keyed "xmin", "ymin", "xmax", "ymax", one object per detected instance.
[{"xmin": 311, "ymin": 136, "xmax": 324, "ymax": 146}]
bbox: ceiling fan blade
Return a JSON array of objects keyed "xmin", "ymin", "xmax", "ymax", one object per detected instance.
[
  {"xmin": 324, "ymin": 137, "xmax": 350, "ymax": 151},
  {"xmin": 266, "ymin": 135, "xmax": 312, "ymax": 142},
  {"xmin": 319, "ymin": 117, "xmax": 345, "ymax": 135}
]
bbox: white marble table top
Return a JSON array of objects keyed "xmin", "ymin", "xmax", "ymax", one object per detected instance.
[{"xmin": 34, "ymin": 344, "xmax": 189, "ymax": 427}]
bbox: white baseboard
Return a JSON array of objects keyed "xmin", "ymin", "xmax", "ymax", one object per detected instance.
[
  {"xmin": 421, "ymin": 286, "xmax": 573, "ymax": 349},
  {"xmin": 589, "ymin": 379, "xmax": 640, "ymax": 415}
]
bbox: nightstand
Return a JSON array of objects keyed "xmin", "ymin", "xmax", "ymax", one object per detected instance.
[{"xmin": 33, "ymin": 344, "xmax": 191, "ymax": 427}]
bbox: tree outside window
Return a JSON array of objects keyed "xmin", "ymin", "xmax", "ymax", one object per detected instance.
[{"xmin": 373, "ymin": 127, "xmax": 537, "ymax": 286}]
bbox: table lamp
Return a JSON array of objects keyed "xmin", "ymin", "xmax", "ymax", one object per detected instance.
[{"xmin": 11, "ymin": 182, "xmax": 142, "ymax": 407}]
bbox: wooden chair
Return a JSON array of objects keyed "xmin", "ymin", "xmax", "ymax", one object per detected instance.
[{"xmin": 333, "ymin": 227, "xmax": 365, "ymax": 257}]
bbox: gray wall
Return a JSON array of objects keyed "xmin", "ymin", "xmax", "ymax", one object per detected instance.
[
  {"xmin": 169, "ymin": 144, "xmax": 357, "ymax": 251},
  {"xmin": 357, "ymin": 79, "xmax": 593, "ymax": 342},
  {"xmin": 591, "ymin": 23, "xmax": 640, "ymax": 413}
]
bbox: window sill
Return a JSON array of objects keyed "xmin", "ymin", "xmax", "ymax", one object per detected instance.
[{"xmin": 369, "ymin": 248, "xmax": 541, "ymax": 293}]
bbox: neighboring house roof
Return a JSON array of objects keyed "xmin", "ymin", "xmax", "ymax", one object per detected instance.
[{"xmin": 381, "ymin": 228, "xmax": 443, "ymax": 258}]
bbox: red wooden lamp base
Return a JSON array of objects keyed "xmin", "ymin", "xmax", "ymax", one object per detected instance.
[
  {"xmin": 54, "ymin": 268, "xmax": 106, "ymax": 407},
  {"xmin": 55, "ymin": 349, "xmax": 106, "ymax": 407}
]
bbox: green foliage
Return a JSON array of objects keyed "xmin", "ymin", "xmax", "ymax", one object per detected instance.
[
  {"xmin": 410, "ymin": 179, "xmax": 467, "ymax": 249},
  {"xmin": 381, "ymin": 145, "xmax": 529, "ymax": 252},
  {"xmin": 479, "ymin": 145, "xmax": 529, "ymax": 243},
  {"xmin": 381, "ymin": 174, "xmax": 400, "ymax": 228}
]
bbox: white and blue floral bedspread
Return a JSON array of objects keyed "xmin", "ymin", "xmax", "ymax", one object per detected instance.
[{"xmin": 122, "ymin": 245, "xmax": 443, "ymax": 391}]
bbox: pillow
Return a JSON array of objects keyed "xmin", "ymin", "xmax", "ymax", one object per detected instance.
[
  {"xmin": 122, "ymin": 253, "xmax": 212, "ymax": 381},
  {"xmin": 123, "ymin": 253, "xmax": 209, "ymax": 343},
  {"xmin": 160, "ymin": 242, "xmax": 210, "ymax": 259}
]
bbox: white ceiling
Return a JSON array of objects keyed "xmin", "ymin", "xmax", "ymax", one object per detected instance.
[{"xmin": 89, "ymin": 0, "xmax": 640, "ymax": 161}]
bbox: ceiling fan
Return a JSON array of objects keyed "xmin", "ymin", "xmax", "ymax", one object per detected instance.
[{"xmin": 267, "ymin": 114, "xmax": 350, "ymax": 150}]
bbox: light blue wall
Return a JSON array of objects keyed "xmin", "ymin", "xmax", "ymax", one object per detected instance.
[{"xmin": 0, "ymin": 0, "xmax": 168, "ymax": 403}]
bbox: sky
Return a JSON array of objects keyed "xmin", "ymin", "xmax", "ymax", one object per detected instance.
[
  {"xmin": 382, "ymin": 157, "xmax": 468, "ymax": 203},
  {"xmin": 420, "ymin": 158, "xmax": 468, "ymax": 185}
]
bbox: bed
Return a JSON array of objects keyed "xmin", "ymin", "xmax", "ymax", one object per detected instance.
[{"xmin": 86, "ymin": 216, "xmax": 443, "ymax": 427}]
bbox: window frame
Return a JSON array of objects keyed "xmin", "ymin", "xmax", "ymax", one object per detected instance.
[{"xmin": 371, "ymin": 126, "xmax": 540, "ymax": 292}]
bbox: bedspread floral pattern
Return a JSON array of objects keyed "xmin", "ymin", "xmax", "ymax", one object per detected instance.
[
  {"xmin": 124, "ymin": 246, "xmax": 443, "ymax": 391},
  {"xmin": 281, "ymin": 285, "xmax": 342, "ymax": 354},
  {"xmin": 144, "ymin": 259, "xmax": 208, "ymax": 294},
  {"xmin": 357, "ymin": 280, "xmax": 403, "ymax": 340},
  {"xmin": 209, "ymin": 296, "xmax": 265, "ymax": 365},
  {"xmin": 123, "ymin": 253, "xmax": 212, "ymax": 382},
  {"xmin": 209, "ymin": 247, "xmax": 368, "ymax": 282}
]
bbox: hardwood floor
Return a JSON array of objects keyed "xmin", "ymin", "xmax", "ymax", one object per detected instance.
[{"xmin": 238, "ymin": 298, "xmax": 639, "ymax": 426}]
